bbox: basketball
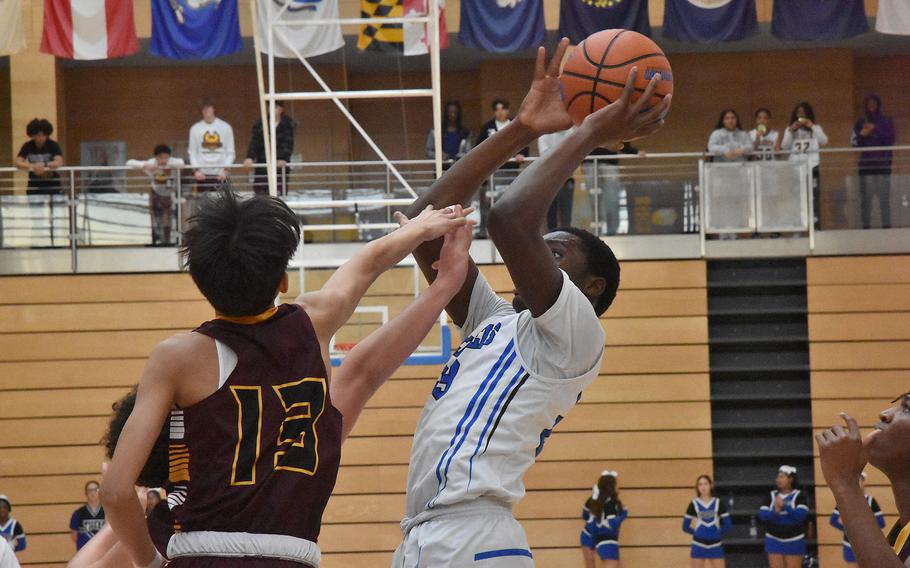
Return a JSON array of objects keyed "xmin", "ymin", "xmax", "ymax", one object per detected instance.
[{"xmin": 560, "ymin": 29, "xmax": 674, "ymax": 127}]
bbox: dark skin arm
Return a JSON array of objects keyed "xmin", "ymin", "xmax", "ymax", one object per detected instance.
[
  {"xmin": 402, "ymin": 40, "xmax": 574, "ymax": 327},
  {"xmin": 489, "ymin": 67, "xmax": 670, "ymax": 316},
  {"xmin": 818, "ymin": 413, "xmax": 908, "ymax": 567}
]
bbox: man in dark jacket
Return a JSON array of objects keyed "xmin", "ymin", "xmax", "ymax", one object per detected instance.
[
  {"xmin": 244, "ymin": 101, "xmax": 296, "ymax": 195},
  {"xmin": 851, "ymin": 94, "xmax": 896, "ymax": 229}
]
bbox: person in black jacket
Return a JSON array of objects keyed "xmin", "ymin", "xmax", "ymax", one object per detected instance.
[
  {"xmin": 243, "ymin": 101, "xmax": 296, "ymax": 195},
  {"xmin": 474, "ymin": 99, "xmax": 529, "ymax": 237}
]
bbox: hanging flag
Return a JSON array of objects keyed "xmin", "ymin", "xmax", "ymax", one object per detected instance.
[
  {"xmin": 772, "ymin": 0, "xmax": 868, "ymax": 41},
  {"xmin": 877, "ymin": 0, "xmax": 910, "ymax": 35},
  {"xmin": 258, "ymin": 0, "xmax": 344, "ymax": 59},
  {"xmin": 662, "ymin": 0, "xmax": 757, "ymax": 43},
  {"xmin": 459, "ymin": 0, "xmax": 545, "ymax": 53},
  {"xmin": 151, "ymin": 0, "xmax": 242, "ymax": 60},
  {"xmin": 559, "ymin": 0, "xmax": 650, "ymax": 45},
  {"xmin": 40, "ymin": 0, "xmax": 139, "ymax": 60},
  {"xmin": 0, "ymin": 0, "xmax": 25, "ymax": 56},
  {"xmin": 358, "ymin": 0, "xmax": 403, "ymax": 51},
  {"xmin": 403, "ymin": 0, "xmax": 448, "ymax": 56}
]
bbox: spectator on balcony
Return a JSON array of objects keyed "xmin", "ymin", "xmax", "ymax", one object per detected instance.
[
  {"xmin": 537, "ymin": 127, "xmax": 575, "ymax": 230},
  {"xmin": 851, "ymin": 93, "xmax": 896, "ymax": 229},
  {"xmin": 70, "ymin": 481, "xmax": 105, "ymax": 551},
  {"xmin": 777, "ymin": 102, "xmax": 828, "ymax": 229},
  {"xmin": 708, "ymin": 109, "xmax": 752, "ymax": 162},
  {"xmin": 15, "ymin": 118, "xmax": 63, "ymax": 195},
  {"xmin": 425, "ymin": 101, "xmax": 472, "ymax": 167},
  {"xmin": 474, "ymin": 99, "xmax": 529, "ymax": 237},
  {"xmin": 750, "ymin": 108, "xmax": 778, "ymax": 161},
  {"xmin": 243, "ymin": 100, "xmax": 295, "ymax": 196},
  {"xmin": 188, "ymin": 97, "xmax": 235, "ymax": 193},
  {"xmin": 0, "ymin": 496, "xmax": 25, "ymax": 555},
  {"xmin": 127, "ymin": 145, "xmax": 185, "ymax": 246}
]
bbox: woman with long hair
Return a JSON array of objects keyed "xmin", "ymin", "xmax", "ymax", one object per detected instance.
[
  {"xmin": 775, "ymin": 101, "xmax": 828, "ymax": 228},
  {"xmin": 426, "ymin": 100, "xmax": 472, "ymax": 163},
  {"xmin": 580, "ymin": 483, "xmax": 599, "ymax": 568},
  {"xmin": 683, "ymin": 475, "xmax": 731, "ymax": 567},
  {"xmin": 589, "ymin": 470, "xmax": 627, "ymax": 568},
  {"xmin": 759, "ymin": 465, "xmax": 809, "ymax": 568},
  {"xmin": 707, "ymin": 109, "xmax": 752, "ymax": 162}
]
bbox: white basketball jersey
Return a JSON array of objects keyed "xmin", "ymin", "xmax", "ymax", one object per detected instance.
[{"xmin": 404, "ymin": 273, "xmax": 603, "ymax": 519}]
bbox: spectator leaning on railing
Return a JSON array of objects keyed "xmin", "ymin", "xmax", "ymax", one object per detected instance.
[
  {"xmin": 15, "ymin": 118, "xmax": 63, "ymax": 195},
  {"xmin": 243, "ymin": 100, "xmax": 295, "ymax": 196},
  {"xmin": 708, "ymin": 109, "xmax": 752, "ymax": 162},
  {"xmin": 127, "ymin": 145, "xmax": 185, "ymax": 246},
  {"xmin": 851, "ymin": 93, "xmax": 896, "ymax": 229},
  {"xmin": 750, "ymin": 108, "xmax": 778, "ymax": 161},
  {"xmin": 426, "ymin": 101, "xmax": 472, "ymax": 166},
  {"xmin": 188, "ymin": 97, "xmax": 235, "ymax": 193}
]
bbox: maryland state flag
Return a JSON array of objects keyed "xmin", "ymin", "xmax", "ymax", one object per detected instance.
[{"xmin": 359, "ymin": 0, "xmax": 403, "ymax": 51}]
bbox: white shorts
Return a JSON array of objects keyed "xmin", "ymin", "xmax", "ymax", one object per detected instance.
[{"xmin": 392, "ymin": 503, "xmax": 533, "ymax": 568}]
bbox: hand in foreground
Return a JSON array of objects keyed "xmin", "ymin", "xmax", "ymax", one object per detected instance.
[
  {"xmin": 431, "ymin": 205, "xmax": 474, "ymax": 292},
  {"xmin": 817, "ymin": 413, "xmax": 868, "ymax": 492},
  {"xmin": 516, "ymin": 38, "xmax": 574, "ymax": 137},
  {"xmin": 579, "ymin": 67, "xmax": 672, "ymax": 150},
  {"xmin": 394, "ymin": 204, "xmax": 474, "ymax": 243}
]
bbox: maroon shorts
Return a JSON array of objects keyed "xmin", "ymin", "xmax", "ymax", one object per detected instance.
[{"xmin": 170, "ymin": 559, "xmax": 312, "ymax": 567}]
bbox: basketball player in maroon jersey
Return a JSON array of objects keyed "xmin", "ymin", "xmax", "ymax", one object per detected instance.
[
  {"xmin": 818, "ymin": 399, "xmax": 910, "ymax": 566},
  {"xmin": 102, "ymin": 191, "xmax": 471, "ymax": 568}
]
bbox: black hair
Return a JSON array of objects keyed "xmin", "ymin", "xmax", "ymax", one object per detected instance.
[
  {"xmin": 715, "ymin": 108, "xmax": 742, "ymax": 131},
  {"xmin": 553, "ymin": 226, "xmax": 620, "ymax": 316},
  {"xmin": 153, "ymin": 144, "xmax": 172, "ymax": 156},
  {"xmin": 587, "ymin": 472, "xmax": 622, "ymax": 519},
  {"xmin": 492, "ymin": 98, "xmax": 510, "ymax": 111},
  {"xmin": 102, "ymin": 387, "xmax": 169, "ymax": 487},
  {"xmin": 180, "ymin": 190, "xmax": 300, "ymax": 316},
  {"xmin": 790, "ymin": 102, "xmax": 816, "ymax": 124},
  {"xmin": 695, "ymin": 474, "xmax": 716, "ymax": 498},
  {"xmin": 85, "ymin": 480, "xmax": 100, "ymax": 492},
  {"xmin": 755, "ymin": 107, "xmax": 771, "ymax": 119},
  {"xmin": 26, "ymin": 118, "xmax": 54, "ymax": 137},
  {"xmin": 444, "ymin": 100, "xmax": 467, "ymax": 136}
]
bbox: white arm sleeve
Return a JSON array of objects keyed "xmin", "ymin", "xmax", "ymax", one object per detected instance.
[
  {"xmin": 459, "ymin": 274, "xmax": 515, "ymax": 336},
  {"xmin": 188, "ymin": 124, "xmax": 200, "ymax": 167},
  {"xmin": 516, "ymin": 270, "xmax": 606, "ymax": 380},
  {"xmin": 780, "ymin": 129, "xmax": 793, "ymax": 150},
  {"xmin": 223, "ymin": 123, "xmax": 236, "ymax": 166},
  {"xmin": 813, "ymin": 125, "xmax": 828, "ymax": 146},
  {"xmin": 707, "ymin": 130, "xmax": 726, "ymax": 154}
]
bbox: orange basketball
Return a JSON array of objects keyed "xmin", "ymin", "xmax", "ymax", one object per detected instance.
[{"xmin": 560, "ymin": 29, "xmax": 673, "ymax": 127}]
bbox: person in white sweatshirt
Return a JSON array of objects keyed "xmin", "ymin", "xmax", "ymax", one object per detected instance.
[
  {"xmin": 126, "ymin": 144, "xmax": 185, "ymax": 246},
  {"xmin": 708, "ymin": 109, "xmax": 752, "ymax": 162},
  {"xmin": 749, "ymin": 108, "xmax": 779, "ymax": 161},
  {"xmin": 776, "ymin": 101, "xmax": 828, "ymax": 229},
  {"xmin": 187, "ymin": 97, "xmax": 235, "ymax": 193}
]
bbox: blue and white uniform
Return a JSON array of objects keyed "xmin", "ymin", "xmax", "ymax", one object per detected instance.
[
  {"xmin": 594, "ymin": 499, "xmax": 627, "ymax": 561},
  {"xmin": 581, "ymin": 504, "xmax": 597, "ymax": 549},
  {"xmin": 683, "ymin": 498, "xmax": 731, "ymax": 559},
  {"xmin": 830, "ymin": 496, "xmax": 885, "ymax": 563},
  {"xmin": 0, "ymin": 519, "xmax": 25, "ymax": 554},
  {"xmin": 759, "ymin": 489, "xmax": 809, "ymax": 556},
  {"xmin": 393, "ymin": 271, "xmax": 606, "ymax": 567}
]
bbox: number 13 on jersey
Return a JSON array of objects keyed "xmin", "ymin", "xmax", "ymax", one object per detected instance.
[{"xmin": 230, "ymin": 377, "xmax": 327, "ymax": 486}]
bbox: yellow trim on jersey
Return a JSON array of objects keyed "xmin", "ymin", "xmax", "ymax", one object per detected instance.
[
  {"xmin": 169, "ymin": 444, "xmax": 191, "ymax": 483},
  {"xmin": 216, "ymin": 306, "xmax": 279, "ymax": 325},
  {"xmin": 272, "ymin": 377, "xmax": 327, "ymax": 476},
  {"xmin": 893, "ymin": 521, "xmax": 910, "ymax": 556},
  {"xmin": 229, "ymin": 386, "xmax": 263, "ymax": 486}
]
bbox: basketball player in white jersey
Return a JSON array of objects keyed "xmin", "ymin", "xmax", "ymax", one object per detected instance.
[{"xmin": 392, "ymin": 39, "xmax": 671, "ymax": 567}]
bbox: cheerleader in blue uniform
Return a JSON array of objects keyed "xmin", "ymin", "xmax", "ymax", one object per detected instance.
[
  {"xmin": 829, "ymin": 471, "xmax": 886, "ymax": 566},
  {"xmin": 758, "ymin": 465, "xmax": 809, "ymax": 568},
  {"xmin": 683, "ymin": 475, "xmax": 732, "ymax": 567},
  {"xmin": 592, "ymin": 470, "xmax": 627, "ymax": 568},
  {"xmin": 580, "ymin": 483, "xmax": 599, "ymax": 568}
]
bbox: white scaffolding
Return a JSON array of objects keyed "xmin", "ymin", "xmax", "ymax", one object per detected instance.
[{"xmin": 249, "ymin": 0, "xmax": 444, "ymax": 198}]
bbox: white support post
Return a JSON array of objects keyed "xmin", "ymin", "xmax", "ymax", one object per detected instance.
[
  {"xmin": 429, "ymin": 0, "xmax": 443, "ymax": 178},
  {"xmin": 249, "ymin": 0, "xmax": 276, "ymax": 196},
  {"xmin": 267, "ymin": 1, "xmax": 278, "ymax": 197}
]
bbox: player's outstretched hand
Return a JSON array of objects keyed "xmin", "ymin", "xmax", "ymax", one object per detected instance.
[
  {"xmin": 394, "ymin": 204, "xmax": 474, "ymax": 243},
  {"xmin": 516, "ymin": 38, "xmax": 574, "ymax": 137},
  {"xmin": 431, "ymin": 206, "xmax": 474, "ymax": 292},
  {"xmin": 580, "ymin": 66, "xmax": 672, "ymax": 150},
  {"xmin": 817, "ymin": 413, "xmax": 868, "ymax": 491}
]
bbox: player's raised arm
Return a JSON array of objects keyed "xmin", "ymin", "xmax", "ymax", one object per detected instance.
[
  {"xmin": 489, "ymin": 67, "xmax": 670, "ymax": 316},
  {"xmin": 330, "ymin": 214, "xmax": 473, "ymax": 441},
  {"xmin": 403, "ymin": 39, "xmax": 574, "ymax": 326}
]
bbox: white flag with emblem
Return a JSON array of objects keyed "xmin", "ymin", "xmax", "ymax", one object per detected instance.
[
  {"xmin": 877, "ymin": 0, "xmax": 910, "ymax": 35},
  {"xmin": 258, "ymin": 0, "xmax": 344, "ymax": 59},
  {"xmin": 0, "ymin": 0, "xmax": 25, "ymax": 56}
]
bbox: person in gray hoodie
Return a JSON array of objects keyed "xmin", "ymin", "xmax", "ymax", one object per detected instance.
[
  {"xmin": 708, "ymin": 109, "xmax": 752, "ymax": 162},
  {"xmin": 851, "ymin": 93, "xmax": 896, "ymax": 229}
]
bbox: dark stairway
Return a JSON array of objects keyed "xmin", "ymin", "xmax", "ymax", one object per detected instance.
[{"xmin": 706, "ymin": 259, "xmax": 817, "ymax": 568}]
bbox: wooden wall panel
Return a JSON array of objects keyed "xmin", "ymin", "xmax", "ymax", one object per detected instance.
[
  {"xmin": 808, "ymin": 255, "xmax": 910, "ymax": 552},
  {"xmin": 0, "ymin": 258, "xmax": 708, "ymax": 565}
]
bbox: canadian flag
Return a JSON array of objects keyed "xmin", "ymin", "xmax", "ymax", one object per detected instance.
[
  {"xmin": 41, "ymin": 0, "xmax": 139, "ymax": 60},
  {"xmin": 403, "ymin": 0, "xmax": 448, "ymax": 56}
]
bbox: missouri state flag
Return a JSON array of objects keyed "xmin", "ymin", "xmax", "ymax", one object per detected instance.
[
  {"xmin": 151, "ymin": 0, "xmax": 242, "ymax": 60},
  {"xmin": 662, "ymin": 0, "xmax": 757, "ymax": 43},
  {"xmin": 773, "ymin": 0, "xmax": 868, "ymax": 40},
  {"xmin": 40, "ymin": 0, "xmax": 139, "ymax": 60},
  {"xmin": 0, "ymin": 0, "xmax": 25, "ymax": 56},
  {"xmin": 460, "ymin": 0, "xmax": 545, "ymax": 52},
  {"xmin": 559, "ymin": 0, "xmax": 651, "ymax": 45}
]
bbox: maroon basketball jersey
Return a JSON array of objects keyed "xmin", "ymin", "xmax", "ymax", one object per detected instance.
[{"xmin": 168, "ymin": 304, "xmax": 342, "ymax": 543}]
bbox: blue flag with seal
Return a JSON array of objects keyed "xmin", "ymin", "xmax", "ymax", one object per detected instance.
[
  {"xmin": 559, "ymin": 0, "xmax": 651, "ymax": 45},
  {"xmin": 772, "ymin": 0, "xmax": 868, "ymax": 41},
  {"xmin": 662, "ymin": 0, "xmax": 757, "ymax": 43},
  {"xmin": 151, "ymin": 0, "xmax": 243, "ymax": 60},
  {"xmin": 460, "ymin": 0, "xmax": 545, "ymax": 53}
]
